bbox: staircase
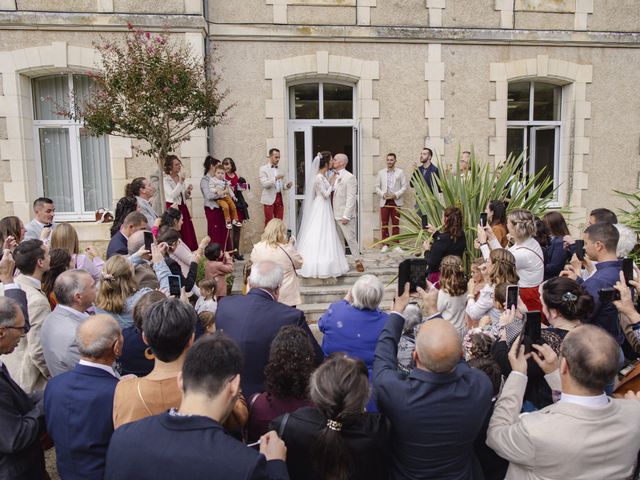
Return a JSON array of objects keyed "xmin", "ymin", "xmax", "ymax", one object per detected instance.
[{"xmin": 231, "ymin": 250, "xmax": 408, "ymax": 336}]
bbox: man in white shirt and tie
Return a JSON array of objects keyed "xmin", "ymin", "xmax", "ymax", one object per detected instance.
[
  {"xmin": 375, "ymin": 153, "xmax": 407, "ymax": 252},
  {"xmin": 24, "ymin": 197, "xmax": 56, "ymax": 244},
  {"xmin": 259, "ymin": 148, "xmax": 292, "ymax": 226}
]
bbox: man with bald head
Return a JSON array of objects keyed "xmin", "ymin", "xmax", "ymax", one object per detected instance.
[
  {"xmin": 373, "ymin": 283, "xmax": 493, "ymax": 479},
  {"xmin": 44, "ymin": 314, "xmax": 122, "ymax": 479},
  {"xmin": 41, "ymin": 269, "xmax": 97, "ymax": 376},
  {"xmin": 488, "ymin": 324, "xmax": 640, "ymax": 479},
  {"xmin": 331, "ymin": 153, "xmax": 364, "ymax": 272}
]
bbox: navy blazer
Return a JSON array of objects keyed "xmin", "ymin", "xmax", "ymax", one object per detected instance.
[
  {"xmin": 44, "ymin": 363, "xmax": 119, "ymax": 480},
  {"xmin": 216, "ymin": 289, "xmax": 323, "ymax": 397},
  {"xmin": 106, "ymin": 231, "xmax": 128, "ymax": 259},
  {"xmin": 373, "ymin": 313, "xmax": 493, "ymax": 480},
  {"xmin": 0, "ymin": 363, "xmax": 44, "ymax": 480},
  {"xmin": 105, "ymin": 412, "xmax": 289, "ymax": 479}
]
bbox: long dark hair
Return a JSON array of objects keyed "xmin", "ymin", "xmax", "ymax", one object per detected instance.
[
  {"xmin": 110, "ymin": 196, "xmax": 138, "ymax": 237},
  {"xmin": 203, "ymin": 155, "xmax": 220, "ymax": 176},
  {"xmin": 125, "ymin": 177, "xmax": 146, "ymax": 197},
  {"xmin": 542, "ymin": 276, "xmax": 593, "ymax": 321},
  {"xmin": 264, "ymin": 326, "xmax": 314, "ymax": 399},
  {"xmin": 543, "ymin": 211, "xmax": 570, "ymax": 237},
  {"xmin": 309, "ymin": 354, "xmax": 370, "ymax": 480},
  {"xmin": 442, "ymin": 206, "xmax": 463, "ymax": 239},
  {"xmin": 41, "ymin": 248, "xmax": 72, "ymax": 299},
  {"xmin": 163, "ymin": 154, "xmax": 180, "ymax": 175},
  {"xmin": 488, "ymin": 199, "xmax": 507, "ymax": 227},
  {"xmin": 0, "ymin": 216, "xmax": 23, "ymax": 244},
  {"xmin": 222, "ymin": 157, "xmax": 237, "ymax": 174},
  {"xmin": 160, "ymin": 208, "xmax": 182, "ymax": 230}
]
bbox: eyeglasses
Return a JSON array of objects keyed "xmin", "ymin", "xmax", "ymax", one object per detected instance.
[{"xmin": 3, "ymin": 323, "xmax": 29, "ymax": 334}]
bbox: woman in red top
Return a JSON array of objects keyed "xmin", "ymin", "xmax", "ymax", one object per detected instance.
[{"xmin": 222, "ymin": 157, "xmax": 249, "ymax": 260}]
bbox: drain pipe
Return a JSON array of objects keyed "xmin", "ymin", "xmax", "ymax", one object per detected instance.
[{"xmin": 203, "ymin": 0, "xmax": 214, "ymax": 154}]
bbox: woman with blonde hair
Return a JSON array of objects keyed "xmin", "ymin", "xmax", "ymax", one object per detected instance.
[
  {"xmin": 466, "ymin": 248, "xmax": 519, "ymax": 328},
  {"xmin": 95, "ymin": 255, "xmax": 153, "ymax": 328},
  {"xmin": 50, "ymin": 223, "xmax": 104, "ymax": 281},
  {"xmin": 478, "ymin": 208, "xmax": 544, "ymax": 312},
  {"xmin": 250, "ymin": 218, "xmax": 303, "ymax": 306},
  {"xmin": 437, "ymin": 255, "xmax": 468, "ymax": 337}
]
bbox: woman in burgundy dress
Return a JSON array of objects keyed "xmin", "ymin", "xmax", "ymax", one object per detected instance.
[
  {"xmin": 200, "ymin": 156, "xmax": 232, "ymax": 249},
  {"xmin": 222, "ymin": 157, "xmax": 249, "ymax": 261},
  {"xmin": 163, "ymin": 154, "xmax": 198, "ymax": 250}
]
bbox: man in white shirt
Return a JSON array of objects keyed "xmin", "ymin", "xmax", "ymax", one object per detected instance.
[
  {"xmin": 487, "ymin": 324, "xmax": 640, "ymax": 480},
  {"xmin": 24, "ymin": 197, "xmax": 56, "ymax": 243},
  {"xmin": 375, "ymin": 153, "xmax": 407, "ymax": 252},
  {"xmin": 41, "ymin": 270, "xmax": 97, "ymax": 376},
  {"xmin": 259, "ymin": 148, "xmax": 291, "ymax": 226}
]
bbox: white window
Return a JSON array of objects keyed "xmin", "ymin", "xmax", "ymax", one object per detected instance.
[
  {"xmin": 506, "ymin": 81, "xmax": 561, "ymax": 198},
  {"xmin": 32, "ymin": 74, "xmax": 112, "ymax": 220}
]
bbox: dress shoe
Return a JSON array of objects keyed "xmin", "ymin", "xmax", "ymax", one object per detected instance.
[
  {"xmin": 355, "ymin": 260, "xmax": 365, "ymax": 272},
  {"xmin": 234, "ymin": 253, "xmax": 245, "ymax": 261},
  {"xmin": 380, "ymin": 245, "xmax": 389, "ymax": 253}
]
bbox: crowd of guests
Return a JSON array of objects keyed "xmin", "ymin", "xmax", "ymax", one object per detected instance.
[{"xmin": 1, "ymin": 171, "xmax": 640, "ymax": 480}]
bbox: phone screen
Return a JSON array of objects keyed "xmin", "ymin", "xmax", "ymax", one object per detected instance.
[
  {"xmin": 398, "ymin": 259, "xmax": 428, "ymax": 295},
  {"xmin": 623, "ymin": 257, "xmax": 634, "ymax": 286},
  {"xmin": 421, "ymin": 215, "xmax": 429, "ymax": 229},
  {"xmin": 480, "ymin": 212, "xmax": 488, "ymax": 227},
  {"xmin": 286, "ymin": 229, "xmax": 292, "ymax": 241},
  {"xmin": 575, "ymin": 240, "xmax": 585, "ymax": 261},
  {"xmin": 506, "ymin": 285, "xmax": 519, "ymax": 310},
  {"xmin": 144, "ymin": 231, "xmax": 153, "ymax": 252},
  {"xmin": 525, "ymin": 311, "xmax": 542, "ymax": 346},
  {"xmin": 168, "ymin": 275, "xmax": 181, "ymax": 297}
]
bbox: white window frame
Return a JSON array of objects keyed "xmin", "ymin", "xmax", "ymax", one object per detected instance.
[
  {"xmin": 506, "ymin": 81, "xmax": 562, "ymax": 205},
  {"xmin": 32, "ymin": 73, "xmax": 107, "ymax": 221}
]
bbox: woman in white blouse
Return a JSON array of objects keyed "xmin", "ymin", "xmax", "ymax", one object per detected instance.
[
  {"xmin": 478, "ymin": 208, "xmax": 544, "ymax": 313},
  {"xmin": 163, "ymin": 154, "xmax": 198, "ymax": 250}
]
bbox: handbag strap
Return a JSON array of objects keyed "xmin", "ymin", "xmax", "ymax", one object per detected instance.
[
  {"xmin": 278, "ymin": 412, "xmax": 290, "ymax": 439},
  {"xmin": 514, "ymin": 245, "xmax": 545, "ymax": 265},
  {"xmin": 278, "ymin": 245, "xmax": 299, "ymax": 277}
]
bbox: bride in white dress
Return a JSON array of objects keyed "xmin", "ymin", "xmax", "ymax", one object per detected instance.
[{"xmin": 296, "ymin": 153, "xmax": 349, "ymax": 278}]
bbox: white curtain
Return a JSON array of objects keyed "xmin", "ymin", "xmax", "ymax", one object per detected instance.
[
  {"xmin": 80, "ymin": 128, "xmax": 112, "ymax": 211},
  {"xmin": 39, "ymin": 128, "xmax": 74, "ymax": 212}
]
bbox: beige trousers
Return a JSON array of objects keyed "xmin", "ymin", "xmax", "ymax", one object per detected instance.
[{"xmin": 335, "ymin": 219, "xmax": 361, "ymax": 261}]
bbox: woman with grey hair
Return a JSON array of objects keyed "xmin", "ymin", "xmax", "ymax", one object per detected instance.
[
  {"xmin": 396, "ymin": 303, "xmax": 424, "ymax": 375},
  {"xmin": 318, "ymin": 274, "xmax": 388, "ymax": 411}
]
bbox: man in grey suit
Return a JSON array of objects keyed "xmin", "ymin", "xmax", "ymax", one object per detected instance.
[
  {"xmin": 24, "ymin": 197, "xmax": 56, "ymax": 243},
  {"xmin": 41, "ymin": 270, "xmax": 97, "ymax": 377},
  {"xmin": 488, "ymin": 324, "xmax": 640, "ymax": 480}
]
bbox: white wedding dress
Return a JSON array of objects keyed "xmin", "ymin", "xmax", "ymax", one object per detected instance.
[{"xmin": 297, "ymin": 171, "xmax": 349, "ymax": 278}]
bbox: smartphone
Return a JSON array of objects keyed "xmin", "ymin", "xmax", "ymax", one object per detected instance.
[
  {"xmin": 623, "ymin": 257, "xmax": 634, "ymax": 287},
  {"xmin": 286, "ymin": 229, "xmax": 292, "ymax": 241},
  {"xmin": 575, "ymin": 239, "xmax": 585, "ymax": 261},
  {"xmin": 506, "ymin": 285, "xmax": 519, "ymax": 310},
  {"xmin": 421, "ymin": 215, "xmax": 429, "ymax": 230},
  {"xmin": 168, "ymin": 275, "xmax": 182, "ymax": 298},
  {"xmin": 398, "ymin": 258, "xmax": 428, "ymax": 295},
  {"xmin": 515, "ymin": 319, "xmax": 527, "ymax": 356},
  {"xmin": 598, "ymin": 287, "xmax": 620, "ymax": 302},
  {"xmin": 525, "ymin": 311, "xmax": 542, "ymax": 346},
  {"xmin": 144, "ymin": 231, "xmax": 154, "ymax": 252},
  {"xmin": 480, "ymin": 212, "xmax": 488, "ymax": 227}
]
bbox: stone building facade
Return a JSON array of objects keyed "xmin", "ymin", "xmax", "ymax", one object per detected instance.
[{"xmin": 0, "ymin": 1, "xmax": 639, "ymax": 251}]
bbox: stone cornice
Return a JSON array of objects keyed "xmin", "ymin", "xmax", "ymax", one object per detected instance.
[
  {"xmin": 209, "ymin": 23, "xmax": 640, "ymax": 48},
  {"xmin": 0, "ymin": 11, "xmax": 206, "ymax": 32}
]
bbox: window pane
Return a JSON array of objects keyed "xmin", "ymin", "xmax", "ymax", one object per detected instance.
[
  {"xmin": 80, "ymin": 128, "xmax": 112, "ymax": 212},
  {"xmin": 73, "ymin": 74, "xmax": 94, "ymax": 107},
  {"xmin": 323, "ymin": 83, "xmax": 353, "ymax": 119},
  {"xmin": 294, "ymin": 131, "xmax": 306, "ymax": 196},
  {"xmin": 507, "ymin": 128, "xmax": 526, "ymax": 163},
  {"xmin": 39, "ymin": 128, "xmax": 74, "ymax": 212},
  {"xmin": 32, "ymin": 75, "xmax": 68, "ymax": 121},
  {"xmin": 533, "ymin": 127, "xmax": 556, "ymax": 196},
  {"xmin": 290, "ymin": 84, "xmax": 319, "ymax": 119},
  {"xmin": 533, "ymin": 83, "xmax": 561, "ymax": 121},
  {"xmin": 507, "ymin": 82, "xmax": 530, "ymax": 121}
]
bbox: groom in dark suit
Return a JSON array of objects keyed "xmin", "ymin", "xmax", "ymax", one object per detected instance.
[{"xmin": 216, "ymin": 261, "xmax": 323, "ymax": 397}]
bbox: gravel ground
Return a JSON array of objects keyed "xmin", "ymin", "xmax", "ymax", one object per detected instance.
[{"xmin": 45, "ymin": 449, "xmax": 59, "ymax": 480}]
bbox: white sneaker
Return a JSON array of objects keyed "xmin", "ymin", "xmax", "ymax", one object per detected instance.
[
  {"xmin": 381, "ymin": 245, "xmax": 389, "ymax": 253},
  {"xmin": 393, "ymin": 246, "xmax": 403, "ymax": 253}
]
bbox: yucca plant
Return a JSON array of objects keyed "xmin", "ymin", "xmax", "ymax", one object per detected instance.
[
  {"xmin": 614, "ymin": 189, "xmax": 640, "ymax": 264},
  {"xmin": 381, "ymin": 149, "xmax": 558, "ymax": 268}
]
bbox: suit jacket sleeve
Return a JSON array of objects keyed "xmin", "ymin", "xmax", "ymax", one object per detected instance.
[
  {"xmin": 619, "ymin": 313, "xmax": 640, "ymax": 354},
  {"xmin": 153, "ymin": 260, "xmax": 171, "ymax": 290},
  {"xmin": 296, "ymin": 311, "xmax": 323, "ymax": 365},
  {"xmin": 486, "ymin": 372, "xmax": 536, "ymax": 465},
  {"xmin": 259, "ymin": 166, "xmax": 275, "ymax": 189},
  {"xmin": 4, "ymin": 288, "xmax": 29, "ymax": 325},
  {"xmin": 342, "ymin": 174, "xmax": 358, "ymax": 220},
  {"xmin": 372, "ymin": 314, "xmax": 405, "ymax": 405},
  {"xmin": 250, "ymin": 456, "xmax": 289, "ymax": 480},
  {"xmin": 375, "ymin": 171, "xmax": 385, "ymax": 198},
  {"xmin": 395, "ymin": 170, "xmax": 408, "ymax": 199},
  {"xmin": 0, "ymin": 383, "xmax": 43, "ymax": 454},
  {"xmin": 26, "ymin": 295, "xmax": 50, "ymax": 379}
]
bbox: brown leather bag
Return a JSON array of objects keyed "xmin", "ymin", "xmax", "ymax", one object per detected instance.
[{"xmin": 613, "ymin": 361, "xmax": 640, "ymax": 398}]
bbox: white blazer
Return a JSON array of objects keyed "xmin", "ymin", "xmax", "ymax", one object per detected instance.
[
  {"xmin": 259, "ymin": 163, "xmax": 289, "ymax": 206},
  {"xmin": 332, "ymin": 169, "xmax": 358, "ymax": 221},
  {"xmin": 375, "ymin": 168, "xmax": 408, "ymax": 207}
]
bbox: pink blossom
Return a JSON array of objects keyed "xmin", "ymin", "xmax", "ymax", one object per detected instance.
[
  {"xmin": 145, "ymin": 32, "xmax": 150, "ymax": 39},
  {"xmin": 172, "ymin": 74, "xmax": 178, "ymax": 84},
  {"xmin": 163, "ymin": 87, "xmax": 169, "ymax": 93}
]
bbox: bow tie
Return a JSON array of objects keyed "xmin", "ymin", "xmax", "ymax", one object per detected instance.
[
  {"xmin": 43, "ymin": 224, "xmax": 53, "ymax": 228},
  {"xmin": 271, "ymin": 165, "xmax": 278, "ymax": 169}
]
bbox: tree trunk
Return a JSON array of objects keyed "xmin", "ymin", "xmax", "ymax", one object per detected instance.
[{"xmin": 156, "ymin": 153, "xmax": 167, "ymax": 213}]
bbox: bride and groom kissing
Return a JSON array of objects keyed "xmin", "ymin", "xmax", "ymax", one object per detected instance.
[{"xmin": 296, "ymin": 152, "xmax": 364, "ymax": 278}]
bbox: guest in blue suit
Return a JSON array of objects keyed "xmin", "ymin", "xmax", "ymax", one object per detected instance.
[
  {"xmin": 44, "ymin": 314, "xmax": 122, "ymax": 480},
  {"xmin": 373, "ymin": 283, "xmax": 493, "ymax": 480},
  {"xmin": 105, "ymin": 334, "xmax": 289, "ymax": 480},
  {"xmin": 216, "ymin": 261, "xmax": 323, "ymax": 398},
  {"xmin": 319, "ymin": 274, "xmax": 388, "ymax": 411},
  {"xmin": 106, "ymin": 211, "xmax": 147, "ymax": 259}
]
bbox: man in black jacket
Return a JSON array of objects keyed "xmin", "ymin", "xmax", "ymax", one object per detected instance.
[
  {"xmin": 0, "ymin": 250, "xmax": 45, "ymax": 480},
  {"xmin": 373, "ymin": 283, "xmax": 493, "ymax": 480},
  {"xmin": 216, "ymin": 261, "xmax": 323, "ymax": 397}
]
